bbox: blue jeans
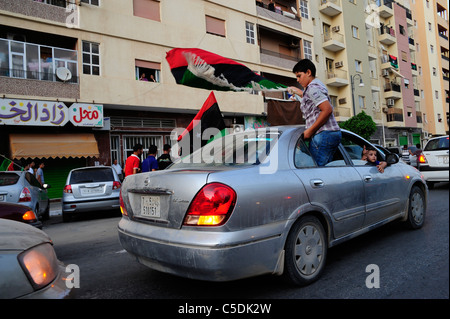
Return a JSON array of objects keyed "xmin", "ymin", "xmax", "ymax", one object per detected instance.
[{"xmin": 309, "ymin": 130, "xmax": 342, "ymax": 166}]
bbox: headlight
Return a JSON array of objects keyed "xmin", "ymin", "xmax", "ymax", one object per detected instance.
[{"xmin": 18, "ymin": 243, "xmax": 59, "ymax": 290}]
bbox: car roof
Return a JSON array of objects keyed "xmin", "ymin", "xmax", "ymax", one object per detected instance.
[{"xmin": 0, "ymin": 219, "xmax": 51, "ymax": 251}]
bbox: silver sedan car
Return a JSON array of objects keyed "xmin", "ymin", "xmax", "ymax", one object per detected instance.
[
  {"xmin": 0, "ymin": 218, "xmax": 72, "ymax": 298},
  {"xmin": 118, "ymin": 126, "xmax": 427, "ymax": 286}
]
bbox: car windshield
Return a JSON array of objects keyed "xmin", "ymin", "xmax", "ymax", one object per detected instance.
[
  {"xmin": 0, "ymin": 172, "xmax": 20, "ymax": 186},
  {"xmin": 171, "ymin": 129, "xmax": 281, "ymax": 169},
  {"xmin": 424, "ymin": 137, "xmax": 449, "ymax": 151},
  {"xmin": 69, "ymin": 168, "xmax": 114, "ymax": 184}
]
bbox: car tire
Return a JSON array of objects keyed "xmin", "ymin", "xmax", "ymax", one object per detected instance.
[
  {"xmin": 405, "ymin": 185, "xmax": 426, "ymax": 229},
  {"xmin": 283, "ymin": 215, "xmax": 327, "ymax": 286},
  {"xmin": 62, "ymin": 211, "xmax": 71, "ymax": 223},
  {"xmin": 426, "ymin": 181, "xmax": 435, "ymax": 190}
]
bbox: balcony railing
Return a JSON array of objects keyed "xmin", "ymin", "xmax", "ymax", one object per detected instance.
[
  {"xmin": 384, "ymin": 82, "xmax": 401, "ymax": 92},
  {"xmin": 0, "ymin": 38, "xmax": 78, "ymax": 84}
]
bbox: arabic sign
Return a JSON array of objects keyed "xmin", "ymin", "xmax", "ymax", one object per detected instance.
[
  {"xmin": 0, "ymin": 99, "xmax": 69, "ymax": 126},
  {"xmin": 69, "ymin": 104, "xmax": 103, "ymax": 127},
  {"xmin": 0, "ymin": 99, "xmax": 104, "ymax": 127}
]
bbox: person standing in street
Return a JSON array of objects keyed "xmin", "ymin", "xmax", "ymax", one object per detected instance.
[
  {"xmin": 124, "ymin": 144, "xmax": 143, "ymax": 177},
  {"xmin": 142, "ymin": 145, "xmax": 158, "ymax": 172},
  {"xmin": 157, "ymin": 144, "xmax": 173, "ymax": 170},
  {"xmin": 36, "ymin": 162, "xmax": 45, "ymax": 186},
  {"xmin": 288, "ymin": 59, "xmax": 341, "ymax": 166},
  {"xmin": 112, "ymin": 159, "xmax": 123, "ymax": 181}
]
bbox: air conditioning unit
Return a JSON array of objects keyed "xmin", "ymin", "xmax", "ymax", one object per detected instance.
[
  {"xmin": 382, "ymin": 69, "xmax": 389, "ymax": 77},
  {"xmin": 382, "ymin": 107, "xmax": 388, "ymax": 113},
  {"xmin": 335, "ymin": 61, "xmax": 344, "ymax": 68},
  {"xmin": 387, "ymin": 99, "xmax": 395, "ymax": 106},
  {"xmin": 338, "ymin": 98, "xmax": 347, "ymax": 105},
  {"xmin": 332, "ymin": 26, "xmax": 340, "ymax": 32}
]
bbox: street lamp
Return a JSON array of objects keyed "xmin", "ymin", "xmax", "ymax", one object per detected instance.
[{"xmin": 350, "ymin": 74, "xmax": 364, "ymax": 117}]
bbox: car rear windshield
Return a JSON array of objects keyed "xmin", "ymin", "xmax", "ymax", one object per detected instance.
[
  {"xmin": 424, "ymin": 137, "xmax": 449, "ymax": 151},
  {"xmin": 0, "ymin": 172, "xmax": 20, "ymax": 186},
  {"xmin": 69, "ymin": 168, "xmax": 114, "ymax": 184},
  {"xmin": 171, "ymin": 129, "xmax": 281, "ymax": 169}
]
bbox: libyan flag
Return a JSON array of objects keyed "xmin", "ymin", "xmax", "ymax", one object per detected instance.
[
  {"xmin": 166, "ymin": 48, "xmax": 287, "ymax": 92},
  {"xmin": 177, "ymin": 91, "xmax": 226, "ymax": 156}
]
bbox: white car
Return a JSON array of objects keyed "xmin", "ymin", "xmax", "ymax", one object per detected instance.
[{"xmin": 418, "ymin": 136, "xmax": 449, "ymax": 189}]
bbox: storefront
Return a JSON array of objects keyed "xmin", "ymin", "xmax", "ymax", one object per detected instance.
[{"xmin": 0, "ymin": 98, "xmax": 107, "ymax": 199}]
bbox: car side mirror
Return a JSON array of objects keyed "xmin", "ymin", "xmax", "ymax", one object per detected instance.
[
  {"xmin": 43, "ymin": 183, "xmax": 51, "ymax": 189},
  {"xmin": 386, "ymin": 153, "xmax": 399, "ymax": 165}
]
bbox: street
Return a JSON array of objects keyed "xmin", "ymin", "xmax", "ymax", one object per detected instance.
[{"xmin": 43, "ymin": 182, "xmax": 449, "ymax": 300}]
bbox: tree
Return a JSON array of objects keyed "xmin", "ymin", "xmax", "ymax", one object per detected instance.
[{"xmin": 338, "ymin": 111, "xmax": 376, "ymax": 140}]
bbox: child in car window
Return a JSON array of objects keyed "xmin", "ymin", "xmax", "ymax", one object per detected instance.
[{"xmin": 362, "ymin": 145, "xmax": 387, "ymax": 173}]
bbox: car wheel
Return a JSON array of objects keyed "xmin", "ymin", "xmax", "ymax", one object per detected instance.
[
  {"xmin": 283, "ymin": 215, "xmax": 327, "ymax": 286},
  {"xmin": 62, "ymin": 211, "xmax": 71, "ymax": 223},
  {"xmin": 405, "ymin": 185, "xmax": 426, "ymax": 229}
]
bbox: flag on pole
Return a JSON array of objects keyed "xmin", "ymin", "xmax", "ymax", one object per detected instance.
[
  {"xmin": 177, "ymin": 91, "xmax": 226, "ymax": 156},
  {"xmin": 166, "ymin": 48, "xmax": 287, "ymax": 92}
]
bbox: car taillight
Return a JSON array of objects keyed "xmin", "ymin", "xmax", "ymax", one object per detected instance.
[
  {"xmin": 419, "ymin": 154, "xmax": 427, "ymax": 164},
  {"xmin": 113, "ymin": 181, "xmax": 121, "ymax": 190},
  {"xmin": 184, "ymin": 183, "xmax": 236, "ymax": 226},
  {"xmin": 63, "ymin": 185, "xmax": 72, "ymax": 193},
  {"xmin": 19, "ymin": 187, "xmax": 31, "ymax": 202},
  {"xmin": 120, "ymin": 190, "xmax": 128, "ymax": 216}
]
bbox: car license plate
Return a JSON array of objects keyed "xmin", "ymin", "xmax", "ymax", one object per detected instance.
[
  {"xmin": 442, "ymin": 156, "xmax": 449, "ymax": 165},
  {"xmin": 0, "ymin": 195, "xmax": 4, "ymax": 201},
  {"xmin": 141, "ymin": 196, "xmax": 161, "ymax": 218},
  {"xmin": 80, "ymin": 187, "xmax": 103, "ymax": 195}
]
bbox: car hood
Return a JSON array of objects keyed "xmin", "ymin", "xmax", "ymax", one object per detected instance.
[{"xmin": 0, "ymin": 219, "xmax": 51, "ymax": 251}]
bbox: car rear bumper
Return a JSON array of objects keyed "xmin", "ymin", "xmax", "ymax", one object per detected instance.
[
  {"xmin": 418, "ymin": 166, "xmax": 449, "ymax": 182},
  {"xmin": 62, "ymin": 197, "xmax": 120, "ymax": 213},
  {"xmin": 117, "ymin": 217, "xmax": 285, "ymax": 282}
]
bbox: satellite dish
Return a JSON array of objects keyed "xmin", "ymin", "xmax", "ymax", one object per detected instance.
[
  {"xmin": 291, "ymin": 6, "xmax": 297, "ymax": 15},
  {"xmin": 55, "ymin": 67, "xmax": 72, "ymax": 82}
]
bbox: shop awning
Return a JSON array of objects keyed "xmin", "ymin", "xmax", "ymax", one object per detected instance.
[{"xmin": 9, "ymin": 133, "xmax": 100, "ymax": 159}]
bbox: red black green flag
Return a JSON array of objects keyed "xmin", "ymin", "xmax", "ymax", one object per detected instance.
[
  {"xmin": 177, "ymin": 91, "xmax": 226, "ymax": 156},
  {"xmin": 166, "ymin": 48, "xmax": 287, "ymax": 92}
]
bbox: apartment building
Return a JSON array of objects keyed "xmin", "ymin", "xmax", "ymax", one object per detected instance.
[{"xmin": 0, "ymin": 0, "xmax": 313, "ymax": 198}]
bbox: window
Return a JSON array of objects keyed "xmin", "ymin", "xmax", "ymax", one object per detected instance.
[
  {"xmin": 245, "ymin": 22, "xmax": 255, "ymax": 44},
  {"xmin": 433, "ymin": 67, "xmax": 437, "ymax": 76},
  {"xmin": 401, "ymin": 51, "xmax": 408, "ymax": 62},
  {"xmin": 352, "ymin": 26, "xmax": 359, "ymax": 38},
  {"xmin": 358, "ymin": 95, "xmax": 365, "ymax": 109},
  {"xmin": 355, "ymin": 60, "xmax": 362, "ymax": 72},
  {"xmin": 303, "ymin": 40, "xmax": 312, "ymax": 60},
  {"xmin": 34, "ymin": 0, "xmax": 66, "ymax": 7},
  {"xmin": 133, "ymin": 0, "xmax": 160, "ymax": 21},
  {"xmin": 81, "ymin": 0, "xmax": 99, "ymax": 5},
  {"xmin": 435, "ymin": 91, "xmax": 439, "ymax": 99},
  {"xmin": 430, "ymin": 45, "xmax": 434, "ymax": 53},
  {"xmin": 300, "ymin": 0, "xmax": 309, "ymax": 19},
  {"xmin": 428, "ymin": 22, "xmax": 432, "ymax": 31},
  {"xmin": 135, "ymin": 60, "xmax": 160, "ymax": 82},
  {"xmin": 206, "ymin": 16, "xmax": 226, "ymax": 37},
  {"xmin": 294, "ymin": 138, "xmax": 316, "ymax": 168},
  {"xmin": 82, "ymin": 41, "xmax": 100, "ymax": 75}
]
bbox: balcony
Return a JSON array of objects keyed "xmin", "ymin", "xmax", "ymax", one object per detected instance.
[
  {"xmin": 386, "ymin": 108, "xmax": 404, "ymax": 128},
  {"xmin": 377, "ymin": 0, "xmax": 394, "ymax": 19},
  {"xmin": 325, "ymin": 68, "xmax": 348, "ymax": 87},
  {"xmin": 379, "ymin": 26, "xmax": 396, "ymax": 45},
  {"xmin": 384, "ymin": 81, "xmax": 402, "ymax": 100},
  {"xmin": 411, "ymin": 63, "xmax": 418, "ymax": 76},
  {"xmin": 0, "ymin": 38, "xmax": 78, "ymax": 84},
  {"xmin": 256, "ymin": 1, "xmax": 301, "ymax": 30},
  {"xmin": 323, "ymin": 32, "xmax": 345, "ymax": 52},
  {"xmin": 381, "ymin": 54, "xmax": 398, "ymax": 70},
  {"xmin": 319, "ymin": 0, "xmax": 342, "ymax": 17}
]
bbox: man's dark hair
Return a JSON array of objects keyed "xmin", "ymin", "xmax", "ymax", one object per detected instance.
[
  {"xmin": 149, "ymin": 145, "xmax": 157, "ymax": 154},
  {"xmin": 292, "ymin": 59, "xmax": 316, "ymax": 77},
  {"xmin": 133, "ymin": 144, "xmax": 143, "ymax": 152},
  {"xmin": 163, "ymin": 144, "xmax": 171, "ymax": 152}
]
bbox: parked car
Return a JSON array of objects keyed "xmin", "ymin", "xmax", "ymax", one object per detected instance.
[
  {"xmin": 118, "ymin": 126, "xmax": 427, "ymax": 286},
  {"xmin": 418, "ymin": 135, "xmax": 449, "ymax": 189},
  {"xmin": 0, "ymin": 171, "xmax": 50, "ymax": 220},
  {"xmin": 0, "ymin": 218, "xmax": 72, "ymax": 298},
  {"xmin": 62, "ymin": 166, "xmax": 121, "ymax": 222},
  {"xmin": 0, "ymin": 202, "xmax": 42, "ymax": 229}
]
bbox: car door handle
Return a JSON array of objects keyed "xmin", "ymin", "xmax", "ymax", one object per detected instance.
[
  {"xmin": 311, "ymin": 179, "xmax": 324, "ymax": 188},
  {"xmin": 364, "ymin": 175, "xmax": 372, "ymax": 182}
]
